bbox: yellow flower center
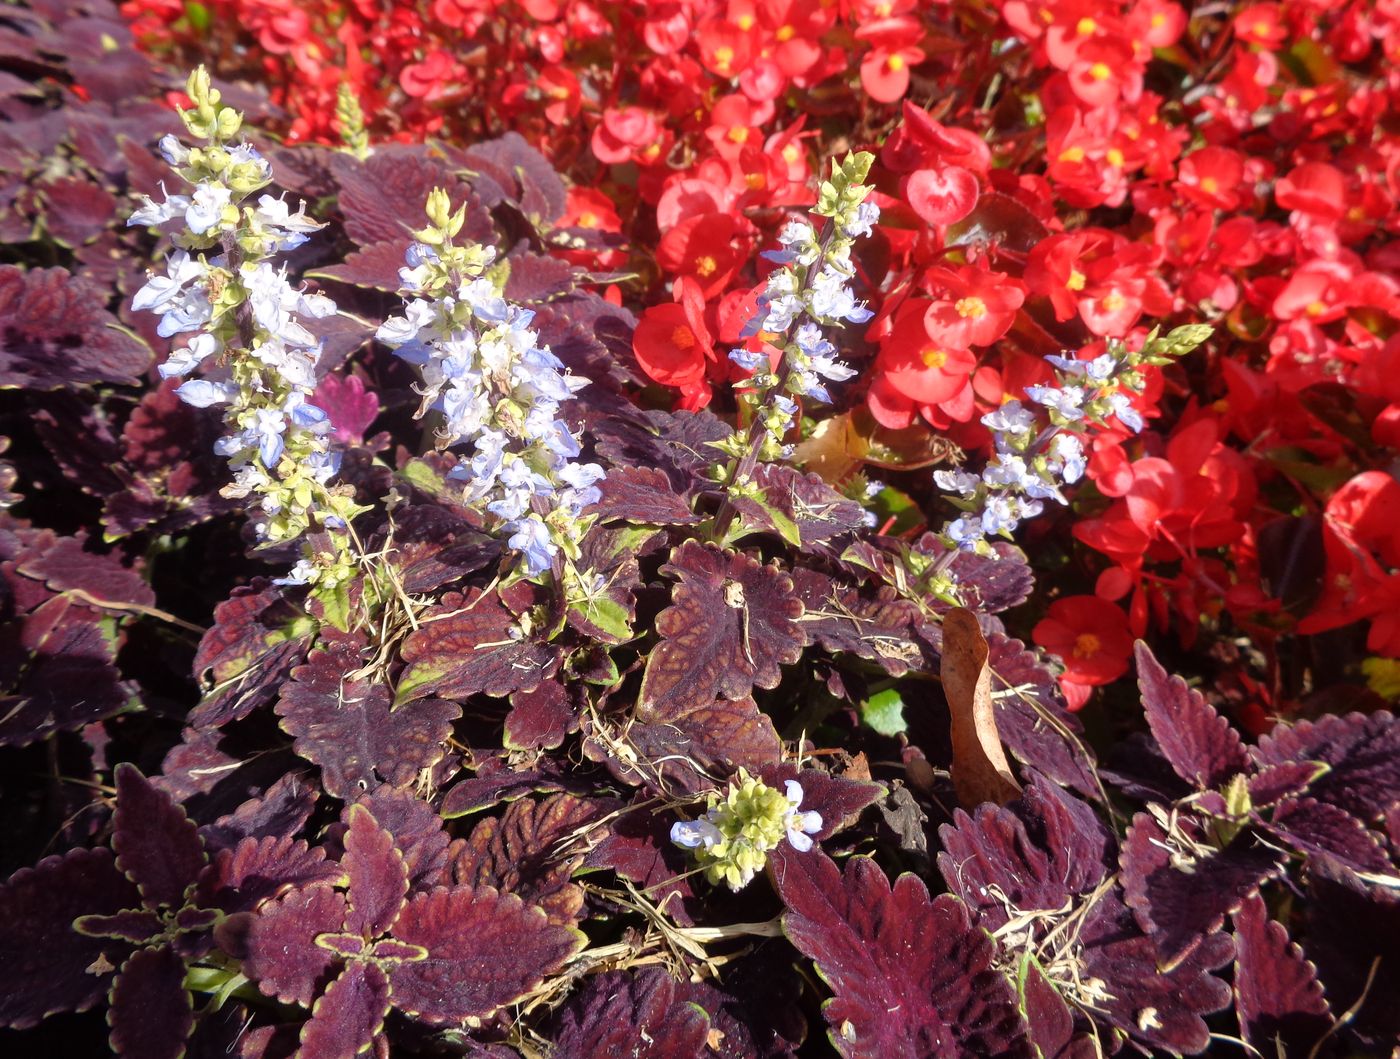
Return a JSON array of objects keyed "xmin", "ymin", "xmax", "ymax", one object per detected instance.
[
  {"xmin": 1089, "ymin": 62, "xmax": 1112, "ymax": 82},
  {"xmin": 578, "ymin": 211, "xmax": 598, "ymax": 228},
  {"xmin": 1101, "ymin": 291, "xmax": 1126, "ymax": 312},
  {"xmin": 1059, "ymin": 145, "xmax": 1086, "ymax": 164},
  {"xmin": 695, "ymin": 255, "xmax": 718, "ymax": 277},
  {"xmin": 715, "ymin": 46, "xmax": 735, "ymax": 70},
  {"xmin": 1199, "ymin": 176, "xmax": 1219, "ymax": 194},
  {"xmin": 776, "ymin": 24, "xmax": 795, "ymax": 41},
  {"xmin": 887, "ymin": 53, "xmax": 906, "ymax": 72},
  {"xmin": 1067, "ymin": 269, "xmax": 1086, "ymax": 291},
  {"xmin": 736, "ymin": 14, "xmax": 754, "ymax": 30},
  {"xmin": 1106, "ymin": 147, "xmax": 1125, "ymax": 167},
  {"xmin": 1306, "ymin": 300, "xmax": 1328, "ymax": 317},
  {"xmin": 1077, "ymin": 17, "xmax": 1097, "ymax": 35},
  {"xmin": 921, "ymin": 345, "xmax": 949, "ymax": 368},
  {"xmin": 955, "ymin": 296, "xmax": 987, "ymax": 319},
  {"xmin": 672, "ymin": 326, "xmax": 695, "ymax": 349},
  {"xmin": 1072, "ymin": 632, "xmax": 1101, "ymax": 658},
  {"xmin": 728, "ymin": 126, "xmax": 750, "ymax": 143}
]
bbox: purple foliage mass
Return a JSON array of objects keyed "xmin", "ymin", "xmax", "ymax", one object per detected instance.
[{"xmin": 1, "ymin": 5, "xmax": 1398, "ymax": 1057}]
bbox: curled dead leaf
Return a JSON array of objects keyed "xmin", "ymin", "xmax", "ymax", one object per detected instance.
[{"xmin": 939, "ymin": 607, "xmax": 1021, "ymax": 809}]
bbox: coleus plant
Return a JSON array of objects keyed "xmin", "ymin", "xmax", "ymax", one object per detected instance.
[{"xmin": 2, "ymin": 14, "xmax": 1400, "ymax": 1059}]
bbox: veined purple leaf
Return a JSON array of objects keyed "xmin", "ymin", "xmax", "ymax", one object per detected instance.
[
  {"xmin": 1135, "ymin": 642, "xmax": 1249, "ymax": 791},
  {"xmin": 0, "ymin": 265, "xmax": 151, "ymax": 388},
  {"xmin": 458, "ymin": 133, "xmax": 567, "ymax": 221},
  {"xmin": 379, "ymin": 505, "xmax": 499, "ymax": 595},
  {"xmin": 592, "ymin": 465, "xmax": 701, "ymax": 527},
  {"xmin": 505, "ymin": 679, "xmax": 581, "ymax": 751},
  {"xmin": 583, "ymin": 797, "xmax": 699, "ymax": 926},
  {"xmin": 297, "ymin": 962, "xmax": 390, "ymax": 1059},
  {"xmin": 341, "ymin": 804, "xmax": 409, "ymax": 940},
  {"xmin": 730, "ymin": 464, "xmax": 869, "ymax": 549},
  {"xmin": 307, "ymin": 240, "xmax": 407, "ymax": 293},
  {"xmin": 638, "ymin": 541, "xmax": 806, "ymax": 717},
  {"xmin": 386, "ymin": 885, "xmax": 585, "ymax": 1023},
  {"xmin": 199, "ymin": 772, "xmax": 319, "ymax": 854},
  {"xmin": 502, "ymin": 250, "xmax": 578, "ymax": 303},
  {"xmin": 232, "ymin": 884, "xmax": 345, "ymax": 1006},
  {"xmin": 935, "ymin": 539, "xmax": 1034, "ymax": 615},
  {"xmin": 396, "ymin": 585, "xmax": 562, "ymax": 704},
  {"xmin": 75, "ymin": 909, "xmax": 163, "ymax": 945},
  {"xmin": 277, "ymin": 637, "xmax": 460, "ymax": 799},
  {"xmin": 1265, "ymin": 797, "xmax": 1392, "ymax": 872},
  {"xmin": 772, "ymin": 848, "xmax": 1035, "ymax": 1058},
  {"xmin": 1254, "ymin": 711, "xmax": 1400, "ymax": 823},
  {"xmin": 1247, "ymin": 761, "xmax": 1324, "ymax": 808},
  {"xmin": 1121, "ymin": 813, "xmax": 1281, "ymax": 972},
  {"xmin": 591, "ymin": 408, "xmax": 734, "ymax": 497},
  {"xmin": 548, "ymin": 969, "xmax": 712, "ymax": 1059},
  {"xmin": 196, "ymin": 835, "xmax": 344, "ymax": 915},
  {"xmin": 1233, "ymin": 895, "xmax": 1332, "ymax": 1054},
  {"xmin": 112, "ymin": 763, "xmax": 206, "ymax": 910},
  {"xmin": 108, "ymin": 945, "xmax": 193, "ymax": 1059},
  {"xmin": 791, "ymin": 568, "xmax": 924, "ymax": 677},
  {"xmin": 0, "ymin": 848, "xmax": 139, "ymax": 1029},
  {"xmin": 1079, "ymin": 891, "xmax": 1234, "ymax": 1055},
  {"xmin": 1304, "ymin": 855, "xmax": 1400, "ymax": 1046},
  {"xmin": 352, "ymin": 789, "xmax": 453, "ymax": 892},
  {"xmin": 938, "ymin": 805, "xmax": 1055, "ymax": 930},
  {"xmin": 331, "ymin": 146, "xmax": 489, "ymax": 249}
]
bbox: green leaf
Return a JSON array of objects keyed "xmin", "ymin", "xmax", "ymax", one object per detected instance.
[
  {"xmin": 860, "ymin": 688, "xmax": 908, "ymax": 736},
  {"xmin": 568, "ymin": 596, "xmax": 632, "ymax": 644}
]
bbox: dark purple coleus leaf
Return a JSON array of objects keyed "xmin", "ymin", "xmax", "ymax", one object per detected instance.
[
  {"xmin": 196, "ymin": 835, "xmax": 344, "ymax": 915},
  {"xmin": 199, "ymin": 772, "xmax": 319, "ymax": 854},
  {"xmin": 1232, "ymin": 895, "xmax": 1332, "ymax": 1055},
  {"xmin": 1078, "ymin": 891, "xmax": 1234, "ymax": 1055},
  {"xmin": 638, "ymin": 541, "xmax": 806, "ymax": 717},
  {"xmin": 730, "ymin": 464, "xmax": 869, "ymax": 549},
  {"xmin": 935, "ymin": 539, "xmax": 1034, "ymax": 614},
  {"xmin": 1120, "ymin": 812, "xmax": 1283, "ymax": 972},
  {"xmin": 300, "ymin": 960, "xmax": 392, "ymax": 1059},
  {"xmin": 595, "ymin": 694, "xmax": 783, "ymax": 794},
  {"xmin": 112, "ymin": 762, "xmax": 207, "ymax": 910},
  {"xmin": 592, "ymin": 465, "xmax": 701, "ymax": 527},
  {"xmin": 107, "ymin": 945, "xmax": 193, "ymax": 1059},
  {"xmin": 548, "ymin": 968, "xmax": 713, "ymax": 1059},
  {"xmin": 190, "ymin": 581, "xmax": 316, "ymax": 728},
  {"xmin": 1135, "ymin": 641, "xmax": 1250, "ymax": 791},
  {"xmin": 0, "ymin": 848, "xmax": 139, "ymax": 1029},
  {"xmin": 439, "ymin": 753, "xmax": 571, "ymax": 818},
  {"xmin": 591, "ymin": 408, "xmax": 734, "ymax": 496},
  {"xmin": 757, "ymin": 764, "xmax": 885, "ymax": 842},
  {"xmin": 584, "ymin": 797, "xmax": 699, "ymax": 926},
  {"xmin": 331, "ymin": 146, "xmax": 490, "ymax": 249},
  {"xmin": 1253, "ymin": 710, "xmax": 1400, "ymax": 823},
  {"xmin": 396, "ymin": 583, "xmax": 562, "ymax": 703},
  {"xmin": 378, "ymin": 504, "xmax": 499, "ymax": 595},
  {"xmin": 1247, "ymin": 760, "xmax": 1325, "ymax": 808},
  {"xmin": 0, "ymin": 264, "xmax": 151, "ymax": 388},
  {"xmin": 502, "ymin": 250, "xmax": 578, "ymax": 303},
  {"xmin": 1303, "ymin": 855, "xmax": 1400, "ymax": 1047},
  {"xmin": 457, "ymin": 132, "xmax": 567, "ymax": 222},
  {"xmin": 0, "ymin": 593, "xmax": 129, "ymax": 746},
  {"xmin": 505, "ymin": 678, "xmax": 581, "ymax": 751},
  {"xmin": 1264, "ymin": 796, "xmax": 1392, "ymax": 872},
  {"xmin": 790, "ymin": 568, "xmax": 924, "ymax": 677},
  {"xmin": 277, "ymin": 634, "xmax": 460, "ymax": 799},
  {"xmin": 452, "ymin": 793, "xmax": 617, "ymax": 926},
  {"xmin": 353, "ymin": 788, "xmax": 454, "ymax": 891},
  {"xmin": 986, "ymin": 633, "xmax": 1101, "ymax": 799},
  {"xmin": 307, "ymin": 239, "xmax": 407, "ymax": 293},
  {"xmin": 14, "ymin": 531, "xmax": 154, "ymax": 608},
  {"xmin": 772, "ymin": 847, "xmax": 1036, "ymax": 1058}
]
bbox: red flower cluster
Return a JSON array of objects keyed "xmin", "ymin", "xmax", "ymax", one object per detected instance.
[{"xmin": 123, "ymin": 0, "xmax": 1400, "ymax": 721}]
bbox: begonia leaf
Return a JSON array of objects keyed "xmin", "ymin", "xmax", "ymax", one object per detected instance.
[
  {"xmin": 600, "ymin": 695, "xmax": 783, "ymax": 794},
  {"xmin": 297, "ymin": 962, "xmax": 390, "ymax": 1059},
  {"xmin": 1079, "ymin": 891, "xmax": 1234, "ymax": 1055},
  {"xmin": 1303, "ymin": 855, "xmax": 1400, "ymax": 1046},
  {"xmin": 1121, "ymin": 813, "xmax": 1282, "ymax": 972},
  {"xmin": 772, "ymin": 848, "xmax": 1035, "ymax": 1058},
  {"xmin": 0, "ymin": 848, "xmax": 138, "ymax": 1029},
  {"xmin": 386, "ymin": 885, "xmax": 585, "ymax": 1023},
  {"xmin": 592, "ymin": 465, "xmax": 701, "ymax": 526},
  {"xmin": 341, "ymin": 803, "xmax": 409, "ymax": 939},
  {"xmin": 107, "ymin": 945, "xmax": 193, "ymax": 1059},
  {"xmin": 277, "ymin": 638, "xmax": 460, "ymax": 799},
  {"xmin": 791, "ymin": 568, "xmax": 924, "ymax": 676},
  {"xmin": 638, "ymin": 541, "xmax": 805, "ymax": 717},
  {"xmin": 1135, "ymin": 641, "xmax": 1250, "ymax": 791},
  {"xmin": 0, "ymin": 265, "xmax": 150, "ymax": 388},
  {"xmin": 112, "ymin": 762, "xmax": 207, "ymax": 910},
  {"xmin": 453, "ymin": 793, "xmax": 616, "ymax": 925},
  {"xmin": 352, "ymin": 789, "xmax": 453, "ymax": 891},
  {"xmin": 190, "ymin": 582, "xmax": 315, "ymax": 728},
  {"xmin": 196, "ymin": 835, "xmax": 344, "ymax": 915},
  {"xmin": 731, "ymin": 464, "xmax": 869, "ymax": 549},
  {"xmin": 1253, "ymin": 711, "xmax": 1400, "ymax": 823},
  {"xmin": 1264, "ymin": 796, "xmax": 1392, "ymax": 872},
  {"xmin": 548, "ymin": 969, "xmax": 712, "ymax": 1059},
  {"xmin": 505, "ymin": 679, "xmax": 582, "ymax": 751},
  {"xmin": 1232, "ymin": 895, "xmax": 1332, "ymax": 1054},
  {"xmin": 396, "ymin": 585, "xmax": 562, "ymax": 704},
  {"xmin": 233, "ymin": 884, "xmax": 346, "ymax": 1006},
  {"xmin": 0, "ymin": 594, "xmax": 128, "ymax": 746}
]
